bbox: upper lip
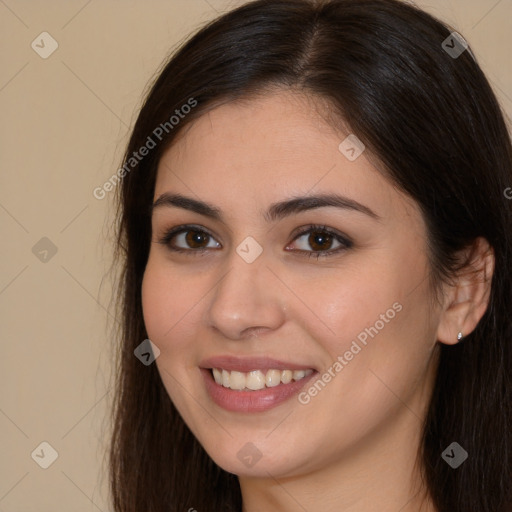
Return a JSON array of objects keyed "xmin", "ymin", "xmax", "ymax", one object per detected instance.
[{"xmin": 200, "ymin": 355, "xmax": 317, "ymax": 373}]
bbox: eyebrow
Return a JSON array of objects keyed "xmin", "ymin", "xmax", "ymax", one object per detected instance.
[{"xmin": 151, "ymin": 192, "xmax": 381, "ymax": 222}]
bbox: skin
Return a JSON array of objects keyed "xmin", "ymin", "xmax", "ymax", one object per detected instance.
[{"xmin": 141, "ymin": 89, "xmax": 494, "ymax": 512}]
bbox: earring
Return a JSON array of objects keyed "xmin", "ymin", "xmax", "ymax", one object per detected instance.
[{"xmin": 457, "ymin": 332, "xmax": 464, "ymax": 342}]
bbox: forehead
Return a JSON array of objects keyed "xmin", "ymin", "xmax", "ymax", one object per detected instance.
[
  {"xmin": 160, "ymin": 90, "xmax": 339, "ymax": 170},
  {"xmin": 154, "ymin": 90, "xmax": 418, "ymax": 224}
]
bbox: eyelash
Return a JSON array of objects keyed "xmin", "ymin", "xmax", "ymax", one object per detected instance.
[{"xmin": 157, "ymin": 224, "xmax": 353, "ymax": 259}]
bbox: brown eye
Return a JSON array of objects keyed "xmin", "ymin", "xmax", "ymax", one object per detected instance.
[
  {"xmin": 185, "ymin": 230, "xmax": 210, "ymax": 249},
  {"xmin": 307, "ymin": 231, "xmax": 334, "ymax": 251},
  {"xmin": 287, "ymin": 225, "xmax": 353, "ymax": 258},
  {"xmin": 158, "ymin": 225, "xmax": 221, "ymax": 253}
]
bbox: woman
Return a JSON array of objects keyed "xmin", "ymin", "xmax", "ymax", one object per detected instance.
[{"xmin": 109, "ymin": 0, "xmax": 512, "ymax": 510}]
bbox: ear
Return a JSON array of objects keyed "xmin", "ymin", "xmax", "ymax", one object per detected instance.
[{"xmin": 436, "ymin": 237, "xmax": 495, "ymax": 345}]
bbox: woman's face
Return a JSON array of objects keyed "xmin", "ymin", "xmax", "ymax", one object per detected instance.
[{"xmin": 142, "ymin": 90, "xmax": 442, "ymax": 478}]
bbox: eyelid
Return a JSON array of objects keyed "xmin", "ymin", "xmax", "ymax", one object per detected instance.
[
  {"xmin": 286, "ymin": 224, "xmax": 353, "ymax": 256},
  {"xmin": 157, "ymin": 223, "xmax": 220, "ymax": 251}
]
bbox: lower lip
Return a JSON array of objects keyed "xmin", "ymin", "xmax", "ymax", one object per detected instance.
[{"xmin": 200, "ymin": 368, "xmax": 318, "ymax": 413}]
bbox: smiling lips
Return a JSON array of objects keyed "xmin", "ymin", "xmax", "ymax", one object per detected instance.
[{"xmin": 200, "ymin": 355, "xmax": 317, "ymax": 412}]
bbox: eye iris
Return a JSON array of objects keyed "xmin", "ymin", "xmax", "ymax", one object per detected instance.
[
  {"xmin": 309, "ymin": 231, "xmax": 332, "ymax": 251},
  {"xmin": 185, "ymin": 230, "xmax": 208, "ymax": 248}
]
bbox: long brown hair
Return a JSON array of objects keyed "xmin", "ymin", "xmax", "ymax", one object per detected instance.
[{"xmin": 109, "ymin": 1, "xmax": 512, "ymax": 510}]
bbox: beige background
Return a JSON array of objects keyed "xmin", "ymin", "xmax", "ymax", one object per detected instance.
[{"xmin": 0, "ymin": 0, "xmax": 510, "ymax": 510}]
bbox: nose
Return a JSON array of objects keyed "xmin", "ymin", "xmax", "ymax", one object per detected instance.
[{"xmin": 205, "ymin": 248, "xmax": 286, "ymax": 340}]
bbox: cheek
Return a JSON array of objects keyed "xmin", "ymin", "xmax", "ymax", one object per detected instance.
[
  {"xmin": 318, "ymin": 245, "xmax": 433, "ymax": 361},
  {"xmin": 141, "ymin": 265, "xmax": 170, "ymax": 342},
  {"xmin": 291, "ymin": 262, "xmax": 402, "ymax": 357},
  {"xmin": 289, "ymin": 287, "xmax": 435, "ymax": 464},
  {"xmin": 141, "ymin": 258, "xmax": 205, "ymax": 413},
  {"xmin": 294, "ymin": 255, "xmax": 435, "ymax": 405},
  {"xmin": 141, "ymin": 257, "xmax": 202, "ymax": 344},
  {"xmin": 140, "ymin": 260, "xmax": 205, "ymax": 406}
]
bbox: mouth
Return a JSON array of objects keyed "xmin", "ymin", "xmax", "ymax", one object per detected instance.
[{"xmin": 199, "ymin": 356, "xmax": 318, "ymax": 413}]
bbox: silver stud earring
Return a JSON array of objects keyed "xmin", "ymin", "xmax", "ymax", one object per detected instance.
[{"xmin": 457, "ymin": 332, "xmax": 463, "ymax": 342}]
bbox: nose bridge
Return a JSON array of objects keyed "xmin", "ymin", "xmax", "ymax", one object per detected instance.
[{"xmin": 205, "ymin": 241, "xmax": 284, "ymax": 339}]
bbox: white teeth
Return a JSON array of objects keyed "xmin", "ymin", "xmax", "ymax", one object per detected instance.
[
  {"xmin": 210, "ymin": 367, "xmax": 313, "ymax": 390},
  {"xmin": 229, "ymin": 371, "xmax": 246, "ymax": 390},
  {"xmin": 221, "ymin": 369, "xmax": 230, "ymax": 388},
  {"xmin": 292, "ymin": 370, "xmax": 306, "ymax": 380},
  {"xmin": 246, "ymin": 370, "xmax": 266, "ymax": 390},
  {"xmin": 281, "ymin": 369, "xmax": 293, "ymax": 384},
  {"xmin": 265, "ymin": 369, "xmax": 281, "ymax": 387},
  {"xmin": 212, "ymin": 368, "xmax": 222, "ymax": 384}
]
